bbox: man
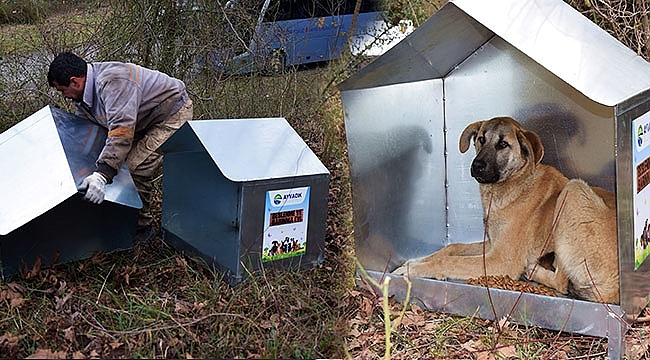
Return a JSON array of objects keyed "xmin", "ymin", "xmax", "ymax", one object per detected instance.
[{"xmin": 48, "ymin": 52, "xmax": 193, "ymax": 243}]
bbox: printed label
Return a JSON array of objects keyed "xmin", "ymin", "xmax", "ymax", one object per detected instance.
[
  {"xmin": 633, "ymin": 111, "xmax": 650, "ymax": 269},
  {"xmin": 262, "ymin": 187, "xmax": 310, "ymax": 262}
]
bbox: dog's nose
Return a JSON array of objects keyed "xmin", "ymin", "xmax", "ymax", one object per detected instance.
[
  {"xmin": 471, "ymin": 160, "xmax": 487, "ymax": 175},
  {"xmin": 471, "ymin": 159, "xmax": 496, "ymax": 183}
]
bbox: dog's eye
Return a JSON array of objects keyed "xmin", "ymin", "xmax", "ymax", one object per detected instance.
[
  {"xmin": 477, "ymin": 136, "xmax": 486, "ymax": 145},
  {"xmin": 497, "ymin": 140, "xmax": 509, "ymax": 149}
]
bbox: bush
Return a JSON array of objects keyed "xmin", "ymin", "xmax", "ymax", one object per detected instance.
[{"xmin": 0, "ymin": 0, "xmax": 47, "ymax": 24}]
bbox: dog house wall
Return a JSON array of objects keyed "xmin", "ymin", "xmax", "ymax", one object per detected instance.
[
  {"xmin": 343, "ymin": 36, "xmax": 615, "ymax": 272},
  {"xmin": 339, "ymin": 0, "xmax": 650, "ymax": 357},
  {"xmin": 160, "ymin": 119, "xmax": 330, "ymax": 285},
  {"xmin": 0, "ymin": 106, "xmax": 142, "ymax": 276}
]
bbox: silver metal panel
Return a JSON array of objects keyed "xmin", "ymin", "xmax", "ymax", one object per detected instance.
[
  {"xmin": 162, "ymin": 150, "xmax": 243, "ymax": 278},
  {"xmin": 50, "ymin": 106, "xmax": 142, "ymax": 209},
  {"xmin": 337, "ymin": 4, "xmax": 493, "ymax": 92},
  {"xmin": 0, "ymin": 106, "xmax": 141, "ymax": 275},
  {"xmin": 615, "ymin": 95, "xmax": 650, "ymax": 317},
  {"xmin": 340, "ymin": 1, "xmax": 650, "ymax": 356},
  {"xmin": 341, "ymin": 80, "xmax": 445, "ymax": 270},
  {"xmin": 340, "ymin": 0, "xmax": 650, "ymax": 107},
  {"xmin": 0, "ymin": 107, "xmax": 76, "ymax": 235},
  {"xmin": 444, "ymin": 37, "xmax": 615, "ymax": 246},
  {"xmin": 0, "ymin": 106, "xmax": 141, "ymax": 235},
  {"xmin": 363, "ymin": 271, "xmax": 626, "ymax": 358},
  {"xmin": 161, "ymin": 118, "xmax": 330, "ymax": 285},
  {"xmin": 183, "ymin": 119, "xmax": 329, "ymax": 182},
  {"xmin": 1, "ymin": 198, "xmax": 138, "ymax": 276},
  {"xmin": 453, "ymin": 0, "xmax": 650, "ymax": 107}
]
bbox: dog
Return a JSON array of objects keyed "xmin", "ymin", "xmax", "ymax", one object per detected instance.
[{"xmin": 393, "ymin": 116, "xmax": 619, "ymax": 304}]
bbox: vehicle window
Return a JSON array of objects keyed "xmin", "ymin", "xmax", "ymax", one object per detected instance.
[{"xmin": 263, "ymin": 0, "xmax": 382, "ymax": 22}]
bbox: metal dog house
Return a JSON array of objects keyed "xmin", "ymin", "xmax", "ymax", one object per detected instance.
[
  {"xmin": 160, "ymin": 118, "xmax": 330, "ymax": 285},
  {"xmin": 0, "ymin": 106, "xmax": 142, "ymax": 276},
  {"xmin": 338, "ymin": 0, "xmax": 650, "ymax": 358}
]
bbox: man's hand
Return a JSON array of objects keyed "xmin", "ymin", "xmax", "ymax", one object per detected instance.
[{"xmin": 79, "ymin": 172, "xmax": 107, "ymax": 204}]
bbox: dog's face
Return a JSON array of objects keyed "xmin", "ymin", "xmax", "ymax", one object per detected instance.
[{"xmin": 459, "ymin": 117, "xmax": 544, "ymax": 184}]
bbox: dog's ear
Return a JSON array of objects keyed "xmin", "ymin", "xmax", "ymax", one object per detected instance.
[
  {"xmin": 517, "ymin": 129, "xmax": 544, "ymax": 165},
  {"xmin": 459, "ymin": 121, "xmax": 483, "ymax": 153}
]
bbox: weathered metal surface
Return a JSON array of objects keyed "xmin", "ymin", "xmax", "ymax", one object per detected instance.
[
  {"xmin": 160, "ymin": 118, "xmax": 330, "ymax": 284},
  {"xmin": 0, "ymin": 106, "xmax": 141, "ymax": 275},
  {"xmin": 340, "ymin": 0, "xmax": 650, "ymax": 358}
]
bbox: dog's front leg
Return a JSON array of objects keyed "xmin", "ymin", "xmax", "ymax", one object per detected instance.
[
  {"xmin": 393, "ymin": 251, "xmax": 523, "ymax": 281},
  {"xmin": 393, "ymin": 241, "xmax": 489, "ymax": 276},
  {"xmin": 433, "ymin": 241, "xmax": 492, "ymax": 256}
]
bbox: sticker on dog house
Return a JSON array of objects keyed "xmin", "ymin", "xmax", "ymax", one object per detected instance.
[
  {"xmin": 633, "ymin": 111, "xmax": 650, "ymax": 269},
  {"xmin": 262, "ymin": 186, "xmax": 310, "ymax": 262}
]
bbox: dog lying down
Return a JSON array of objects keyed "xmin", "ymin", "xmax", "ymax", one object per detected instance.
[{"xmin": 393, "ymin": 116, "xmax": 619, "ymax": 304}]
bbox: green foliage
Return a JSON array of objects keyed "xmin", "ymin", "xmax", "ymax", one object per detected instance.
[
  {"xmin": 0, "ymin": 0, "xmax": 93, "ymax": 25},
  {"xmin": 384, "ymin": 0, "xmax": 444, "ymax": 27},
  {"xmin": 0, "ymin": 0, "xmax": 47, "ymax": 24}
]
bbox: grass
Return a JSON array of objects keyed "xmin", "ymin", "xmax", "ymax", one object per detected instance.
[
  {"xmin": 0, "ymin": 4, "xmax": 107, "ymax": 56},
  {"xmin": 0, "ymin": 238, "xmax": 352, "ymax": 358}
]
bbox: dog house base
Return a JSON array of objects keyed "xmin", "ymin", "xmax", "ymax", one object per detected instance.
[{"xmin": 362, "ymin": 271, "xmax": 626, "ymax": 358}]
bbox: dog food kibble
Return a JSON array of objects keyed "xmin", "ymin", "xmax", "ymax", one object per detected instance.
[{"xmin": 467, "ymin": 275, "xmax": 557, "ymax": 297}]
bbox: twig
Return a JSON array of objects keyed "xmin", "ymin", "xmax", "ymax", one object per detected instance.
[
  {"xmin": 356, "ymin": 261, "xmax": 412, "ymax": 360},
  {"xmin": 96, "ymin": 263, "xmax": 115, "ymax": 304}
]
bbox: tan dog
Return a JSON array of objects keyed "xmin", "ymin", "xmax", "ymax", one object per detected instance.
[{"xmin": 393, "ymin": 117, "xmax": 619, "ymax": 303}]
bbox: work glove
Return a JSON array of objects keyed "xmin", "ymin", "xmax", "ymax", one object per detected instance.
[{"xmin": 79, "ymin": 172, "xmax": 107, "ymax": 204}]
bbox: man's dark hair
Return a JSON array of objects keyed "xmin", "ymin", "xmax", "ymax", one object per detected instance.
[{"xmin": 47, "ymin": 52, "xmax": 87, "ymax": 87}]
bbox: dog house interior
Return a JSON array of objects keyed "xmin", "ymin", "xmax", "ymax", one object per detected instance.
[
  {"xmin": 338, "ymin": 0, "xmax": 650, "ymax": 357},
  {"xmin": 0, "ymin": 106, "xmax": 142, "ymax": 276}
]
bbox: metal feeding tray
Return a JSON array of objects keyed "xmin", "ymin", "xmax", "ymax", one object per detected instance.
[
  {"xmin": 160, "ymin": 118, "xmax": 330, "ymax": 285},
  {"xmin": 338, "ymin": 0, "xmax": 650, "ymax": 357},
  {"xmin": 0, "ymin": 106, "xmax": 142, "ymax": 276}
]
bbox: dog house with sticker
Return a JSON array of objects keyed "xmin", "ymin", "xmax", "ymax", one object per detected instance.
[
  {"xmin": 0, "ymin": 106, "xmax": 142, "ymax": 277},
  {"xmin": 338, "ymin": 0, "xmax": 650, "ymax": 357},
  {"xmin": 159, "ymin": 118, "xmax": 330, "ymax": 285}
]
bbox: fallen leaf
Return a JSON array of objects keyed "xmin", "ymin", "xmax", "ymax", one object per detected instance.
[
  {"xmin": 461, "ymin": 339, "xmax": 482, "ymax": 352},
  {"xmin": 6, "ymin": 282, "xmax": 25, "ymax": 294},
  {"xmin": 9, "ymin": 297, "xmax": 26, "ymax": 309},
  {"xmin": 26, "ymin": 348, "xmax": 67, "ymax": 359},
  {"xmin": 55, "ymin": 294, "xmax": 72, "ymax": 311},
  {"xmin": 26, "ymin": 258, "xmax": 42, "ymax": 280},
  {"xmin": 0, "ymin": 331, "xmax": 25, "ymax": 347},
  {"xmin": 476, "ymin": 351, "xmax": 495, "ymax": 360},
  {"xmin": 63, "ymin": 327, "xmax": 75, "ymax": 342},
  {"xmin": 496, "ymin": 345, "xmax": 518, "ymax": 358},
  {"xmin": 498, "ymin": 316, "xmax": 510, "ymax": 331}
]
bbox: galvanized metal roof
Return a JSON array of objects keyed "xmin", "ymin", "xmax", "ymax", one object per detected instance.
[
  {"xmin": 0, "ymin": 106, "xmax": 142, "ymax": 235},
  {"xmin": 160, "ymin": 118, "xmax": 330, "ymax": 182},
  {"xmin": 338, "ymin": 0, "xmax": 650, "ymax": 107}
]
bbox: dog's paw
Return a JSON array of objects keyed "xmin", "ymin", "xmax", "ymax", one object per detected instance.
[
  {"xmin": 392, "ymin": 258, "xmax": 423, "ymax": 276},
  {"xmin": 392, "ymin": 259, "xmax": 445, "ymax": 279},
  {"xmin": 392, "ymin": 263, "xmax": 410, "ymax": 275}
]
